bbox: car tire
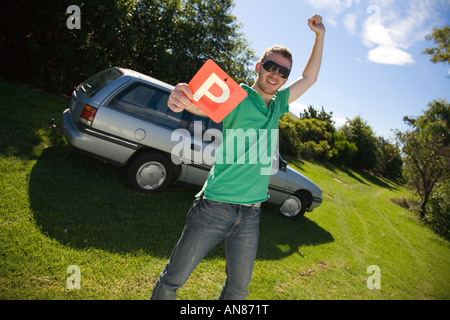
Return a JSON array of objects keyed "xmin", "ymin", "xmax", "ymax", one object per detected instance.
[
  {"xmin": 279, "ymin": 191, "xmax": 308, "ymax": 220},
  {"xmin": 125, "ymin": 152, "xmax": 173, "ymax": 193}
]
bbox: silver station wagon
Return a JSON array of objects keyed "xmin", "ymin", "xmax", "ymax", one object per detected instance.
[{"xmin": 62, "ymin": 67, "xmax": 322, "ymax": 219}]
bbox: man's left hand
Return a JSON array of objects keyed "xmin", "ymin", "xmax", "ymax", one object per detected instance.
[{"xmin": 308, "ymin": 14, "xmax": 325, "ymax": 35}]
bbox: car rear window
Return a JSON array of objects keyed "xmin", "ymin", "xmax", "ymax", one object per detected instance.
[
  {"xmin": 109, "ymin": 82, "xmax": 182, "ymax": 129},
  {"xmin": 80, "ymin": 68, "xmax": 123, "ymax": 97}
]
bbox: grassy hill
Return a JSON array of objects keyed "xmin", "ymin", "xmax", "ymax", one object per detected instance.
[{"xmin": 0, "ymin": 80, "xmax": 449, "ymax": 300}]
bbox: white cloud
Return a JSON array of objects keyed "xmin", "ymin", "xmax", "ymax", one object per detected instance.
[
  {"xmin": 303, "ymin": 0, "xmax": 360, "ymax": 14},
  {"xmin": 361, "ymin": 1, "xmax": 437, "ymax": 66},
  {"xmin": 303, "ymin": 0, "xmax": 442, "ymax": 66},
  {"xmin": 289, "ymin": 101, "xmax": 308, "ymax": 117},
  {"xmin": 367, "ymin": 46, "xmax": 414, "ymax": 65},
  {"xmin": 327, "ymin": 18, "xmax": 338, "ymax": 27},
  {"xmin": 363, "ymin": 21, "xmax": 398, "ymax": 48},
  {"xmin": 303, "ymin": 0, "xmax": 360, "ymax": 26},
  {"xmin": 332, "ymin": 114, "xmax": 348, "ymax": 127},
  {"xmin": 343, "ymin": 13, "xmax": 358, "ymax": 35}
]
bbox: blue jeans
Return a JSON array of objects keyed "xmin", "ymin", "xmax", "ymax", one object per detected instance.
[{"xmin": 150, "ymin": 197, "xmax": 261, "ymax": 300}]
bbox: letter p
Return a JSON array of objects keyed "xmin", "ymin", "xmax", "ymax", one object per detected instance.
[{"xmin": 193, "ymin": 73, "xmax": 230, "ymax": 103}]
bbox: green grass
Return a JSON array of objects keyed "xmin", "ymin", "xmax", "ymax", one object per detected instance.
[{"xmin": 1, "ymin": 80, "xmax": 449, "ymax": 300}]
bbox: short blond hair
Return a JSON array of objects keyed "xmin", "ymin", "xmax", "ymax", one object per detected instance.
[{"xmin": 260, "ymin": 45, "xmax": 293, "ymax": 67}]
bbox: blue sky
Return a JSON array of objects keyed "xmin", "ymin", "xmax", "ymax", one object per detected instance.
[{"xmin": 232, "ymin": 0, "xmax": 450, "ymax": 139}]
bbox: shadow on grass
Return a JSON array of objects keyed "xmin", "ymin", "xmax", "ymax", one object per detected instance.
[
  {"xmin": 289, "ymin": 157, "xmax": 399, "ymax": 191},
  {"xmin": 29, "ymin": 147, "xmax": 334, "ymax": 261}
]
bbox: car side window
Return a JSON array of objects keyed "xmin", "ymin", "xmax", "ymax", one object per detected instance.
[
  {"xmin": 188, "ymin": 114, "xmax": 207, "ymax": 136},
  {"xmin": 187, "ymin": 116, "xmax": 223, "ymax": 136},
  {"xmin": 109, "ymin": 82, "xmax": 182, "ymax": 129}
]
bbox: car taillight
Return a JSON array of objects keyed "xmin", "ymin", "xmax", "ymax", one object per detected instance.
[{"xmin": 80, "ymin": 104, "xmax": 97, "ymax": 126}]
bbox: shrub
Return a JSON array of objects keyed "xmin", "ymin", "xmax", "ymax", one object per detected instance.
[
  {"xmin": 425, "ymin": 179, "xmax": 450, "ymax": 240},
  {"xmin": 330, "ymin": 131, "xmax": 357, "ymax": 166},
  {"xmin": 279, "ymin": 115, "xmax": 301, "ymax": 157},
  {"xmin": 299, "ymin": 140, "xmax": 331, "ymax": 161}
]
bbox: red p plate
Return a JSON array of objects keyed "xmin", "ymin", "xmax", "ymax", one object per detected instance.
[{"xmin": 188, "ymin": 59, "xmax": 247, "ymax": 123}]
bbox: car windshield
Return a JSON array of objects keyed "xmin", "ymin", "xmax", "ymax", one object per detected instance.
[{"xmin": 80, "ymin": 68, "xmax": 123, "ymax": 97}]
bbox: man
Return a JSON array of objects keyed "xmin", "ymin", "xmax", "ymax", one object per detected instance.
[{"xmin": 151, "ymin": 14, "xmax": 325, "ymax": 300}]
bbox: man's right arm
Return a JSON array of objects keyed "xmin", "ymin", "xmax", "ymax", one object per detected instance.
[{"xmin": 167, "ymin": 83, "xmax": 208, "ymax": 117}]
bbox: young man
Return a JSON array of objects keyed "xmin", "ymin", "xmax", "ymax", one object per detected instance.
[{"xmin": 151, "ymin": 14, "xmax": 325, "ymax": 300}]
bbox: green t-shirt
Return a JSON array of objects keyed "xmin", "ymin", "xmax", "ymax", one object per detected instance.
[{"xmin": 197, "ymin": 84, "xmax": 290, "ymax": 204}]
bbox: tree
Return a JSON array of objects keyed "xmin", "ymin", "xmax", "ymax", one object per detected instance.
[
  {"xmin": 279, "ymin": 114, "xmax": 301, "ymax": 157},
  {"xmin": 340, "ymin": 116, "xmax": 379, "ymax": 171},
  {"xmin": 0, "ymin": 0, "xmax": 138, "ymax": 92},
  {"xmin": 300, "ymin": 105, "xmax": 335, "ymax": 125},
  {"xmin": 130, "ymin": 0, "xmax": 183, "ymax": 83},
  {"xmin": 173, "ymin": 0, "xmax": 256, "ymax": 84},
  {"xmin": 330, "ymin": 131, "xmax": 357, "ymax": 166},
  {"xmin": 396, "ymin": 99, "xmax": 450, "ymax": 218},
  {"xmin": 425, "ymin": 179, "xmax": 450, "ymax": 240},
  {"xmin": 296, "ymin": 118, "xmax": 333, "ymax": 161},
  {"xmin": 0, "ymin": 0, "xmax": 256, "ymax": 92},
  {"xmin": 422, "ymin": 25, "xmax": 450, "ymax": 65},
  {"xmin": 106, "ymin": 0, "xmax": 257, "ymax": 85},
  {"xmin": 376, "ymin": 137, "xmax": 403, "ymax": 179}
]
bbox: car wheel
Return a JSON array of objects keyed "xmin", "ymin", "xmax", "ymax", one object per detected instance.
[
  {"xmin": 279, "ymin": 191, "xmax": 308, "ymax": 220},
  {"xmin": 126, "ymin": 152, "xmax": 173, "ymax": 193}
]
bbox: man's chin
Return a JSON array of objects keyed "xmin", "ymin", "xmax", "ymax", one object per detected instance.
[
  {"xmin": 254, "ymin": 78, "xmax": 281, "ymax": 96},
  {"xmin": 262, "ymin": 86, "xmax": 280, "ymax": 96}
]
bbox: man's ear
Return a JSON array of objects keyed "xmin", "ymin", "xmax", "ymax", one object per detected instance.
[{"xmin": 255, "ymin": 62, "xmax": 261, "ymax": 73}]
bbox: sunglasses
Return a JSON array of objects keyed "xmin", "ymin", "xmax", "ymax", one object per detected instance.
[{"xmin": 261, "ymin": 60, "xmax": 291, "ymax": 79}]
